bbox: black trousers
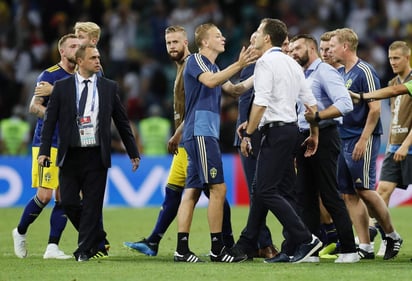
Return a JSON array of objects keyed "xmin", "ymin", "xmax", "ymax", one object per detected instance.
[
  {"xmin": 295, "ymin": 126, "xmax": 356, "ymax": 253},
  {"xmin": 238, "ymin": 124, "xmax": 311, "ymax": 254},
  {"xmin": 59, "ymin": 147, "xmax": 107, "ymax": 256},
  {"xmin": 238, "ymin": 130, "xmax": 273, "ymax": 249}
]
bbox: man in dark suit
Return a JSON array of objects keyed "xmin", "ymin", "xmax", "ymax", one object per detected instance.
[{"xmin": 38, "ymin": 44, "xmax": 140, "ymax": 262}]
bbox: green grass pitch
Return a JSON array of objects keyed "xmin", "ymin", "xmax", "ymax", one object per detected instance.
[{"xmin": 0, "ymin": 206, "xmax": 411, "ymax": 281}]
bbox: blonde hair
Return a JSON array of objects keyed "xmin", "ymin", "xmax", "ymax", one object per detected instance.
[
  {"xmin": 389, "ymin": 41, "xmax": 411, "ymax": 56},
  {"xmin": 74, "ymin": 22, "xmax": 101, "ymax": 42},
  {"xmin": 331, "ymin": 28, "xmax": 358, "ymax": 51},
  {"xmin": 320, "ymin": 31, "xmax": 334, "ymax": 42},
  {"xmin": 165, "ymin": 25, "xmax": 187, "ymax": 37},
  {"xmin": 194, "ymin": 23, "xmax": 217, "ymax": 49},
  {"xmin": 57, "ymin": 33, "xmax": 77, "ymax": 49}
]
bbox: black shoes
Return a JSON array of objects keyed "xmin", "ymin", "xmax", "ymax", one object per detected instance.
[
  {"xmin": 174, "ymin": 251, "xmax": 204, "ymax": 263},
  {"xmin": 210, "ymin": 246, "xmax": 248, "ymax": 263},
  {"xmin": 75, "ymin": 248, "xmax": 109, "ymax": 262},
  {"xmin": 264, "ymin": 252, "xmax": 290, "ymax": 263},
  {"xmin": 357, "ymin": 248, "xmax": 375, "ymax": 259},
  {"xmin": 76, "ymin": 253, "xmax": 90, "ymax": 262},
  {"xmin": 290, "ymin": 235, "xmax": 323, "ymax": 263},
  {"xmin": 384, "ymin": 237, "xmax": 403, "ymax": 260}
]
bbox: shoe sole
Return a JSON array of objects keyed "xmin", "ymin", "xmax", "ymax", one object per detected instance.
[{"xmin": 44, "ymin": 255, "xmax": 72, "ymax": 259}]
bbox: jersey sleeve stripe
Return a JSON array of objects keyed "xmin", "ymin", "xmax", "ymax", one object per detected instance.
[
  {"xmin": 358, "ymin": 62, "xmax": 377, "ymax": 91},
  {"xmin": 194, "ymin": 53, "xmax": 210, "ymax": 73}
]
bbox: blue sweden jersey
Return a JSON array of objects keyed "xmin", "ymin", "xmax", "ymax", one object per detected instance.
[
  {"xmin": 32, "ymin": 64, "xmax": 72, "ymax": 147},
  {"xmin": 183, "ymin": 53, "xmax": 222, "ymax": 142},
  {"xmin": 338, "ymin": 59, "xmax": 383, "ymax": 138}
]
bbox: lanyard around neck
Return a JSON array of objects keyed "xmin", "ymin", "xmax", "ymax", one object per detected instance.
[{"xmin": 75, "ymin": 75, "xmax": 97, "ymax": 115}]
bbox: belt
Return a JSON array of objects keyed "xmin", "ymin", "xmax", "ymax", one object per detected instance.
[
  {"xmin": 261, "ymin": 121, "xmax": 296, "ymax": 131},
  {"xmin": 299, "ymin": 123, "xmax": 337, "ymax": 133}
]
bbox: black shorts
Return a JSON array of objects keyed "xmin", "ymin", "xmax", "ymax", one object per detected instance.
[{"xmin": 380, "ymin": 152, "xmax": 412, "ymax": 189}]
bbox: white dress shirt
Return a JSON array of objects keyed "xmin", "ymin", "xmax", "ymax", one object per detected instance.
[
  {"xmin": 253, "ymin": 47, "xmax": 317, "ymax": 128},
  {"xmin": 76, "ymin": 72, "xmax": 100, "ymax": 143}
]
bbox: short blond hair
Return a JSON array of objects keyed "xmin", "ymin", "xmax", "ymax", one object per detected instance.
[
  {"xmin": 194, "ymin": 23, "xmax": 216, "ymax": 49},
  {"xmin": 57, "ymin": 33, "xmax": 77, "ymax": 50},
  {"xmin": 331, "ymin": 28, "xmax": 358, "ymax": 51},
  {"xmin": 320, "ymin": 31, "xmax": 334, "ymax": 42},
  {"xmin": 389, "ymin": 41, "xmax": 411, "ymax": 56},
  {"xmin": 74, "ymin": 21, "xmax": 101, "ymax": 42},
  {"xmin": 165, "ymin": 25, "xmax": 187, "ymax": 37}
]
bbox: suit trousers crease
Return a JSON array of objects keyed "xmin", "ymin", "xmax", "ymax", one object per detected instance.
[
  {"xmin": 59, "ymin": 147, "xmax": 107, "ymax": 255},
  {"xmin": 239, "ymin": 125, "xmax": 311, "ymax": 251},
  {"xmin": 296, "ymin": 126, "xmax": 356, "ymax": 253}
]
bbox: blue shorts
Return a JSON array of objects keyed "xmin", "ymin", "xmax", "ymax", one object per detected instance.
[
  {"xmin": 184, "ymin": 136, "xmax": 224, "ymax": 188},
  {"xmin": 338, "ymin": 135, "xmax": 380, "ymax": 194}
]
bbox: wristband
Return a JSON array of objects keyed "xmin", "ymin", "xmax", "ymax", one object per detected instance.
[
  {"xmin": 314, "ymin": 111, "xmax": 321, "ymax": 123},
  {"xmin": 243, "ymin": 131, "xmax": 252, "ymax": 138},
  {"xmin": 359, "ymin": 92, "xmax": 364, "ymax": 101}
]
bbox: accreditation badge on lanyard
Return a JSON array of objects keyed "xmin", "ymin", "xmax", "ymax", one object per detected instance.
[
  {"xmin": 76, "ymin": 76, "xmax": 97, "ymax": 147},
  {"xmin": 77, "ymin": 116, "xmax": 96, "ymax": 146}
]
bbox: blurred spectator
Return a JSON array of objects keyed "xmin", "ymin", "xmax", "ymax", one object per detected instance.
[
  {"xmin": 385, "ymin": 0, "xmax": 412, "ymax": 38},
  {"xmin": 123, "ymin": 61, "xmax": 144, "ymax": 121},
  {"xmin": 104, "ymin": 2, "xmax": 137, "ymax": 79},
  {"xmin": 345, "ymin": 0, "xmax": 373, "ymax": 39},
  {"xmin": 138, "ymin": 104, "xmax": 171, "ymax": 156},
  {"xmin": 111, "ymin": 120, "xmax": 142, "ymax": 154},
  {"xmin": 195, "ymin": 0, "xmax": 223, "ymax": 26},
  {"xmin": 168, "ymin": 0, "xmax": 196, "ymax": 45},
  {"xmin": 0, "ymin": 0, "xmax": 411, "ymax": 146},
  {"xmin": 0, "ymin": 105, "xmax": 30, "ymax": 155}
]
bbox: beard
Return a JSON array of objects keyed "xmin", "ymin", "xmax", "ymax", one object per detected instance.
[
  {"xmin": 297, "ymin": 51, "xmax": 309, "ymax": 67},
  {"xmin": 168, "ymin": 49, "xmax": 185, "ymax": 62},
  {"xmin": 67, "ymin": 56, "xmax": 77, "ymax": 64}
]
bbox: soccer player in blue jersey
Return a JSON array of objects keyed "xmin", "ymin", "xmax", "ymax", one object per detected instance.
[
  {"xmin": 123, "ymin": 26, "xmax": 236, "ymax": 256},
  {"xmin": 329, "ymin": 28, "xmax": 402, "ymax": 260},
  {"xmin": 174, "ymin": 23, "xmax": 256, "ymax": 263},
  {"xmin": 12, "ymin": 34, "xmax": 80, "ymax": 259},
  {"xmin": 361, "ymin": 41, "xmax": 412, "ymax": 257},
  {"xmin": 35, "ymin": 22, "xmax": 102, "ymax": 96}
]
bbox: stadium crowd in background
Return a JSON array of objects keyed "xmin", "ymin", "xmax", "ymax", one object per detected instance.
[{"xmin": 1, "ymin": 0, "xmax": 412, "ymax": 154}]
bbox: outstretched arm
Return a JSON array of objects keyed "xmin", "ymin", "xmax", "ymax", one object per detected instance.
[
  {"xmin": 350, "ymin": 84, "xmax": 410, "ymax": 101},
  {"xmin": 198, "ymin": 46, "xmax": 257, "ymax": 88}
]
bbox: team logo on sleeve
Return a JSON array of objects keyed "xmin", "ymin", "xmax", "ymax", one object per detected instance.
[
  {"xmin": 209, "ymin": 167, "xmax": 217, "ymax": 179},
  {"xmin": 44, "ymin": 172, "xmax": 52, "ymax": 182}
]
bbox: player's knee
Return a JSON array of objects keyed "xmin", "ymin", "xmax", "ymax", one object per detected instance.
[{"xmin": 36, "ymin": 188, "xmax": 54, "ymax": 204}]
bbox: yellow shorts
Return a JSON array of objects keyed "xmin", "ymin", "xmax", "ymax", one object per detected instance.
[
  {"xmin": 31, "ymin": 146, "xmax": 59, "ymax": 189},
  {"xmin": 166, "ymin": 146, "xmax": 188, "ymax": 188}
]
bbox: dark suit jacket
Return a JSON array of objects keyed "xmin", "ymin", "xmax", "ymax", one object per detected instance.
[{"xmin": 39, "ymin": 75, "xmax": 139, "ymax": 168}]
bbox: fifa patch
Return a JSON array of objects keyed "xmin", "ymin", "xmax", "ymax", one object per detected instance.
[{"xmin": 209, "ymin": 168, "xmax": 217, "ymax": 179}]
